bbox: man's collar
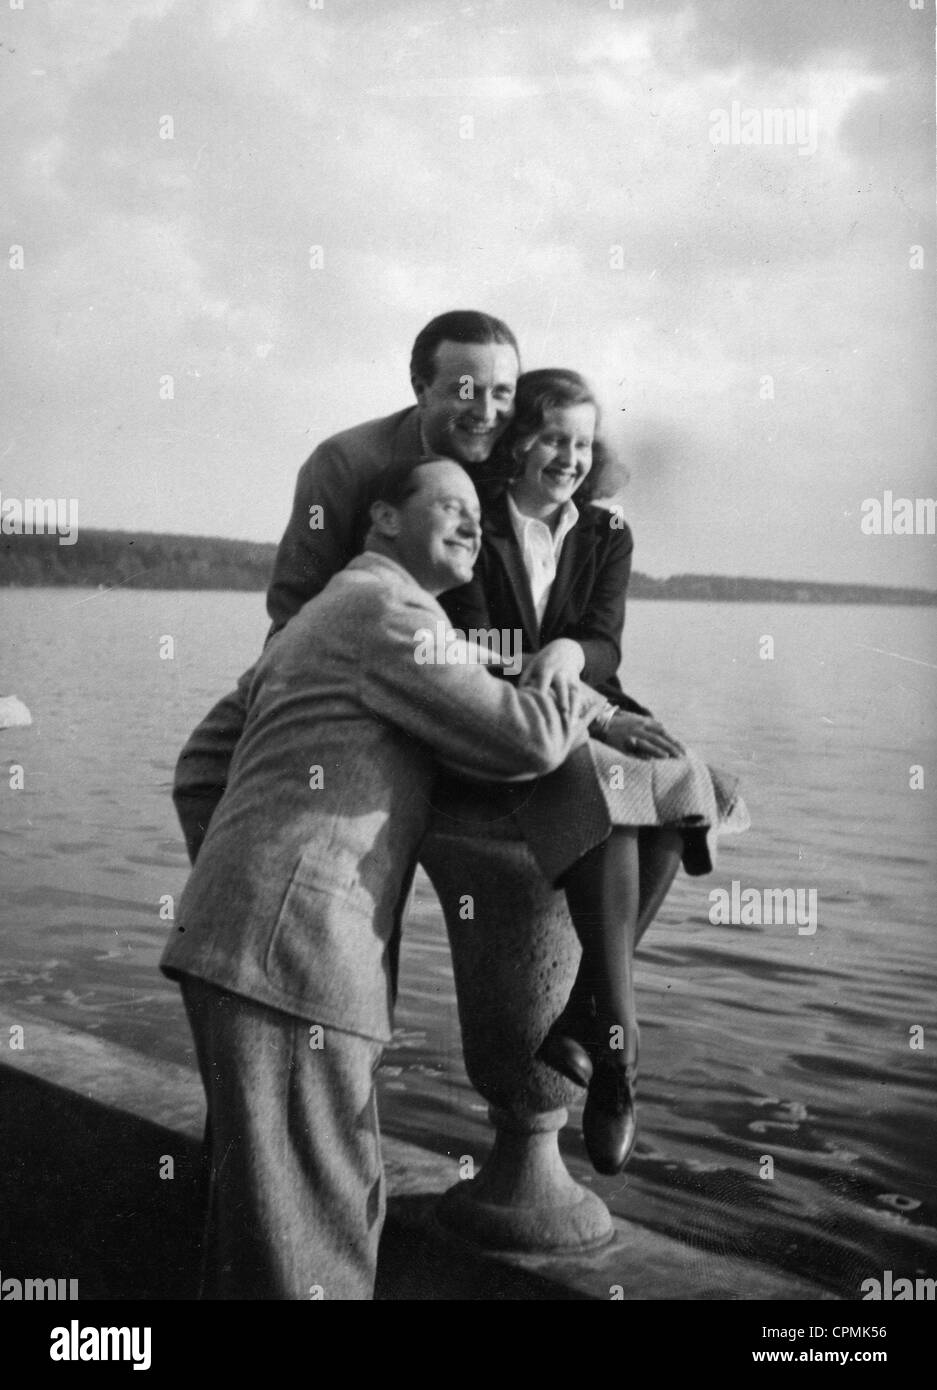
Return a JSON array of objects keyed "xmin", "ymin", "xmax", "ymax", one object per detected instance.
[{"xmin": 348, "ymin": 549, "xmax": 421, "ymax": 587}]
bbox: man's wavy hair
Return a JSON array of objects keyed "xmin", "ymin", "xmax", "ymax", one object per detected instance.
[
  {"xmin": 481, "ymin": 368, "xmax": 622, "ymax": 505},
  {"xmin": 409, "ymin": 310, "xmax": 520, "ymax": 386},
  {"xmin": 358, "ymin": 455, "xmax": 472, "ymax": 549}
]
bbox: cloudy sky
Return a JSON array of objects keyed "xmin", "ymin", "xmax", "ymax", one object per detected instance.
[{"xmin": 2, "ymin": 0, "xmax": 934, "ymax": 584}]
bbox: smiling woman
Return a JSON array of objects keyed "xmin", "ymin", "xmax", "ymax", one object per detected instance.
[
  {"xmin": 438, "ymin": 366, "xmax": 748, "ymax": 1176},
  {"xmin": 510, "ymin": 372, "xmax": 599, "ymax": 501}
]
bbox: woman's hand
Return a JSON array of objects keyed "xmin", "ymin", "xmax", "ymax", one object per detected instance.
[
  {"xmin": 601, "ymin": 711, "xmax": 686, "ymax": 759},
  {"xmin": 519, "ymin": 639, "xmax": 585, "ymax": 717}
]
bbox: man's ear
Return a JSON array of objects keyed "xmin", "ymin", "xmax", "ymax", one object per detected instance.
[
  {"xmin": 369, "ymin": 499, "xmax": 401, "ymax": 538},
  {"xmin": 411, "ymin": 374, "xmax": 427, "ymax": 405}
]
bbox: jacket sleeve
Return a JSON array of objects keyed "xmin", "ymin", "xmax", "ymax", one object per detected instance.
[
  {"xmin": 266, "ymin": 440, "xmax": 368, "ymax": 631},
  {"xmin": 563, "ymin": 517, "xmax": 634, "ymax": 688},
  {"xmin": 357, "ymin": 591, "xmax": 605, "ymax": 782}
]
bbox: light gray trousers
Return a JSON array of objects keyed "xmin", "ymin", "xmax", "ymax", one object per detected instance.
[{"xmin": 180, "ymin": 975, "xmax": 386, "ymax": 1300}]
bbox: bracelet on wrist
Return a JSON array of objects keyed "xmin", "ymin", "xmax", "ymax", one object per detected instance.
[{"xmin": 590, "ymin": 701, "xmax": 618, "ymax": 735}]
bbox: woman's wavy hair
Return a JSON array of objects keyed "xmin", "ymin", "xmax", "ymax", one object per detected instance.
[{"xmin": 480, "ymin": 368, "xmax": 622, "ymax": 506}]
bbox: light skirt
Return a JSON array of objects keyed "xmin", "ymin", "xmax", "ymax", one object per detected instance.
[{"xmin": 431, "ymin": 739, "xmax": 750, "ymax": 887}]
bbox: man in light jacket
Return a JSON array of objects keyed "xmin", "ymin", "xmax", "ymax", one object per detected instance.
[
  {"xmin": 173, "ymin": 309, "xmax": 522, "ymax": 863},
  {"xmin": 161, "ymin": 456, "xmax": 604, "ymax": 1300}
]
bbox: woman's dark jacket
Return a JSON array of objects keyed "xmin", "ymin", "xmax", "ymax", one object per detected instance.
[{"xmin": 439, "ymin": 487, "xmax": 651, "ymax": 717}]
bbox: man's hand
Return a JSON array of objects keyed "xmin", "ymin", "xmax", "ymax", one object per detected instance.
[
  {"xmin": 519, "ymin": 639, "xmax": 585, "ymax": 718},
  {"xmin": 600, "ymin": 711, "xmax": 686, "ymax": 759}
]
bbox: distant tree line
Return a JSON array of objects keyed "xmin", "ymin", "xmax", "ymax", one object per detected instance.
[
  {"xmin": 2, "ymin": 528, "xmax": 935, "ymax": 605},
  {"xmin": 627, "ymin": 572, "xmax": 937, "ymax": 605},
  {"xmin": 1, "ymin": 529, "xmax": 277, "ymax": 591}
]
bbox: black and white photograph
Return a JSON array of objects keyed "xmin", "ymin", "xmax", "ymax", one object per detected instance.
[{"xmin": 1, "ymin": 0, "xmax": 934, "ymax": 1348}]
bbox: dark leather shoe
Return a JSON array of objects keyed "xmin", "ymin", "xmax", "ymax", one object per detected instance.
[
  {"xmin": 536, "ymin": 1027, "xmax": 594, "ymax": 1087},
  {"xmin": 582, "ymin": 1054, "xmax": 638, "ymax": 1175}
]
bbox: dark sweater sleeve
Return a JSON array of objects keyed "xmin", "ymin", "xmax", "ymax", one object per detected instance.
[{"xmin": 266, "ymin": 439, "xmax": 368, "ymax": 632}]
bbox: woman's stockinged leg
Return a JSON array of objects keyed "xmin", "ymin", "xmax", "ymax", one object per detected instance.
[
  {"xmin": 635, "ymin": 828, "xmax": 683, "ymax": 947},
  {"xmin": 552, "ymin": 827, "xmax": 645, "ymax": 1175},
  {"xmin": 560, "ymin": 826, "xmax": 641, "ymax": 1052},
  {"xmin": 556, "ymin": 827, "xmax": 683, "ymax": 1031}
]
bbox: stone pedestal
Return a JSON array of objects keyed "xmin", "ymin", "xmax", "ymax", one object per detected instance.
[{"xmin": 419, "ymin": 822, "xmax": 613, "ymax": 1253}]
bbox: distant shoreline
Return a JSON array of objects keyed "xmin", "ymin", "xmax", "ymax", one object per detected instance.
[{"xmin": 2, "ymin": 527, "xmax": 936, "ymax": 606}]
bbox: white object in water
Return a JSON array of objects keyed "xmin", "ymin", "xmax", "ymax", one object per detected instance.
[{"xmin": 0, "ymin": 695, "xmax": 32, "ymax": 729}]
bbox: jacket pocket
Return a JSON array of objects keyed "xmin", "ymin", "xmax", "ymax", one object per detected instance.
[{"xmin": 263, "ymin": 864, "xmax": 389, "ymax": 1031}]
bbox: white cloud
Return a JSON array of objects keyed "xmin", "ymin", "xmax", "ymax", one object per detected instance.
[{"xmin": 1, "ymin": 0, "xmax": 932, "ymax": 586}]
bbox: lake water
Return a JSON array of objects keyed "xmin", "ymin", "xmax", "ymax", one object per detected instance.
[{"xmin": 1, "ymin": 587, "xmax": 935, "ymax": 1298}]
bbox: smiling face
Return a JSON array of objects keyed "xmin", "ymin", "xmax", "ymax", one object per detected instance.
[
  {"xmin": 412, "ymin": 340, "xmax": 519, "ymax": 469},
  {"xmin": 376, "ymin": 459, "xmax": 482, "ymax": 595},
  {"xmin": 511, "ymin": 403, "xmax": 597, "ymax": 517}
]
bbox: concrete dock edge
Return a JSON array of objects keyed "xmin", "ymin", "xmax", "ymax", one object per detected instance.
[{"xmin": 0, "ymin": 1012, "xmax": 836, "ymax": 1301}]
